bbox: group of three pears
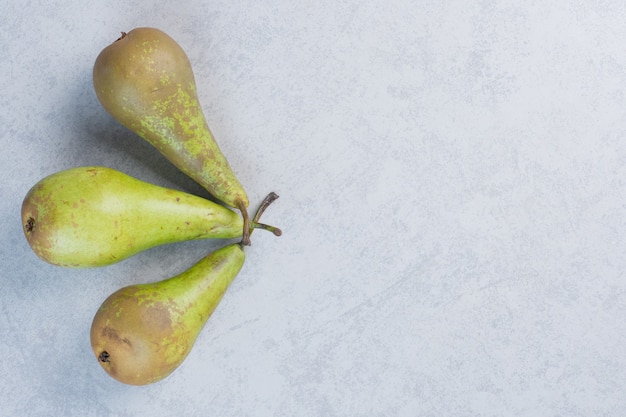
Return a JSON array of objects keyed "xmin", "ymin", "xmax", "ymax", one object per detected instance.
[{"xmin": 21, "ymin": 28, "xmax": 281, "ymax": 385}]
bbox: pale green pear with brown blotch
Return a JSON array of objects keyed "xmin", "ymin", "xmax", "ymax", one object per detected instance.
[
  {"xmin": 21, "ymin": 166, "xmax": 245, "ymax": 268},
  {"xmin": 90, "ymin": 242, "xmax": 245, "ymax": 385},
  {"xmin": 93, "ymin": 27, "xmax": 253, "ymax": 244}
]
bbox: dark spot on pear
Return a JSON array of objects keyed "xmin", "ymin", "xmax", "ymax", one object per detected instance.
[
  {"xmin": 102, "ymin": 326, "xmax": 121, "ymax": 342},
  {"xmin": 25, "ymin": 217, "xmax": 35, "ymax": 233},
  {"xmin": 99, "ymin": 351, "xmax": 111, "ymax": 362}
]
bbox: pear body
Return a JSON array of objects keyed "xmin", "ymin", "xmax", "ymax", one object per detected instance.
[
  {"xmin": 21, "ymin": 166, "xmax": 243, "ymax": 268},
  {"xmin": 92, "ymin": 27, "xmax": 248, "ymax": 212},
  {"xmin": 90, "ymin": 243, "xmax": 245, "ymax": 385}
]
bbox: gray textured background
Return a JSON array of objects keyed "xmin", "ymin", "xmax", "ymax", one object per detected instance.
[{"xmin": 1, "ymin": 1, "xmax": 625, "ymax": 416}]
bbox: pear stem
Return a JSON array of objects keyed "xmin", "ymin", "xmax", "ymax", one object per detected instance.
[
  {"xmin": 238, "ymin": 201, "xmax": 251, "ymax": 246},
  {"xmin": 250, "ymin": 222, "xmax": 282, "ymax": 236},
  {"xmin": 245, "ymin": 192, "xmax": 281, "ymax": 244},
  {"xmin": 252, "ymin": 192, "xmax": 279, "ymax": 225}
]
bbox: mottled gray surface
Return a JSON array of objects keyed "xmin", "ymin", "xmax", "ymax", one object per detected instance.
[{"xmin": 1, "ymin": 1, "xmax": 626, "ymax": 416}]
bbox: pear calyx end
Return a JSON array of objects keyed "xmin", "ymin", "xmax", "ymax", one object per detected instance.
[
  {"xmin": 98, "ymin": 351, "xmax": 111, "ymax": 363},
  {"xmin": 25, "ymin": 217, "xmax": 35, "ymax": 233}
]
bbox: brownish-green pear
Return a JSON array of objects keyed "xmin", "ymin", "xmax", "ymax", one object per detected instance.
[
  {"xmin": 90, "ymin": 193, "xmax": 280, "ymax": 385},
  {"xmin": 21, "ymin": 166, "xmax": 244, "ymax": 268},
  {"xmin": 91, "ymin": 242, "xmax": 245, "ymax": 385},
  {"xmin": 93, "ymin": 27, "xmax": 252, "ymax": 244}
]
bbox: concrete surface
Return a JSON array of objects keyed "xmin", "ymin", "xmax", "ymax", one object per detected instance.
[{"xmin": 1, "ymin": 1, "xmax": 625, "ymax": 416}]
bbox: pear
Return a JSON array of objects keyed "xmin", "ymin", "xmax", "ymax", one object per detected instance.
[
  {"xmin": 21, "ymin": 166, "xmax": 244, "ymax": 268},
  {"xmin": 91, "ymin": 242, "xmax": 245, "ymax": 385},
  {"xmin": 90, "ymin": 193, "xmax": 280, "ymax": 385},
  {"xmin": 92, "ymin": 27, "xmax": 252, "ymax": 244}
]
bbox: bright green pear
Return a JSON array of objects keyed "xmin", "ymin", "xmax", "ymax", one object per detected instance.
[
  {"xmin": 92, "ymin": 27, "xmax": 252, "ymax": 244},
  {"xmin": 90, "ymin": 242, "xmax": 245, "ymax": 385},
  {"xmin": 21, "ymin": 166, "xmax": 243, "ymax": 268}
]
